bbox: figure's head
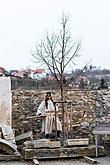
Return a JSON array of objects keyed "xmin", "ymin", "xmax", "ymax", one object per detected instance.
[
  {"xmin": 46, "ymin": 92, "xmax": 52, "ymax": 100},
  {"xmin": 45, "ymin": 92, "xmax": 53, "ymax": 108}
]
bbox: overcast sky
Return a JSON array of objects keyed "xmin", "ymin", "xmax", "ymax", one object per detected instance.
[{"xmin": 0, "ymin": 0, "xmax": 110, "ymax": 71}]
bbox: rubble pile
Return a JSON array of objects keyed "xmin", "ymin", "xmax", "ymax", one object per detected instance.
[{"xmin": 12, "ymin": 89, "xmax": 110, "ymax": 141}]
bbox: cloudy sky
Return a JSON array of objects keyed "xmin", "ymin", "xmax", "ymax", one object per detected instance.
[{"xmin": 0, "ymin": 0, "xmax": 110, "ymax": 71}]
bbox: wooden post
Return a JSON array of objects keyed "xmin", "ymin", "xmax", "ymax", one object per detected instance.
[
  {"xmin": 95, "ymin": 134, "xmax": 98, "ymax": 157},
  {"xmin": 65, "ymin": 103, "xmax": 67, "ymax": 130},
  {"xmin": 70, "ymin": 103, "xmax": 72, "ymax": 130},
  {"xmin": 54, "ymin": 103, "xmax": 57, "ymax": 140},
  {"xmin": 62, "ymin": 101, "xmax": 65, "ymax": 144}
]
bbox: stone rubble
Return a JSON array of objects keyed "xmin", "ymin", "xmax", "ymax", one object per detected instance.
[{"xmin": 12, "ymin": 89, "xmax": 110, "ymax": 143}]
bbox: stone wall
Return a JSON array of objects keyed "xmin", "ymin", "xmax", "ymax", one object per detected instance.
[
  {"xmin": 0, "ymin": 77, "xmax": 12, "ymax": 126},
  {"xmin": 12, "ymin": 89, "xmax": 110, "ymax": 141}
]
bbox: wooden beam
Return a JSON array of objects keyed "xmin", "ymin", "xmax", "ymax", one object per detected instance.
[
  {"xmin": 15, "ymin": 131, "xmax": 33, "ymax": 145},
  {"xmin": 83, "ymin": 156, "xmax": 100, "ymax": 164},
  {"xmin": 26, "ymin": 112, "xmax": 62, "ymax": 119},
  {"xmin": 95, "ymin": 135, "xmax": 98, "ymax": 157},
  {"xmin": 33, "ymin": 158, "xmax": 39, "ymax": 165}
]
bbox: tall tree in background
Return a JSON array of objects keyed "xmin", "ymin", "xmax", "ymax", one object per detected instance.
[
  {"xmin": 32, "ymin": 13, "xmax": 81, "ymax": 141},
  {"xmin": 32, "ymin": 13, "xmax": 81, "ymax": 101}
]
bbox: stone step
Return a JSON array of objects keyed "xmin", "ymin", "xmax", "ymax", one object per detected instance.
[
  {"xmin": 23, "ymin": 139, "xmax": 60, "ymax": 149},
  {"xmin": 64, "ymin": 138, "xmax": 89, "ymax": 147},
  {"xmin": 23, "ymin": 145, "xmax": 105, "ymax": 160}
]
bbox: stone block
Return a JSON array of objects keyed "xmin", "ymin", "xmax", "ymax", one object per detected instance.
[
  {"xmin": 23, "ymin": 139, "xmax": 60, "ymax": 149},
  {"xmin": 23, "ymin": 145, "xmax": 105, "ymax": 160},
  {"xmin": 15, "ymin": 131, "xmax": 33, "ymax": 145},
  {"xmin": 64, "ymin": 138, "xmax": 89, "ymax": 147}
]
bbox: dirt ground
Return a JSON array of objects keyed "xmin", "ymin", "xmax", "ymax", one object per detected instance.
[{"xmin": 0, "ymin": 157, "xmax": 110, "ymax": 165}]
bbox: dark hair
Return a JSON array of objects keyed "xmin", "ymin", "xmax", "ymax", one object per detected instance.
[
  {"xmin": 46, "ymin": 92, "xmax": 52, "ymax": 97},
  {"xmin": 45, "ymin": 95, "xmax": 54, "ymax": 109}
]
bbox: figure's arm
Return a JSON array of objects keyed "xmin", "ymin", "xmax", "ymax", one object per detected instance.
[{"xmin": 36, "ymin": 101, "xmax": 45, "ymax": 116}]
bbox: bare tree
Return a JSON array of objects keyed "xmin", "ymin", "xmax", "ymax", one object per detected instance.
[
  {"xmin": 32, "ymin": 13, "xmax": 81, "ymax": 100},
  {"xmin": 32, "ymin": 13, "xmax": 81, "ymax": 141}
]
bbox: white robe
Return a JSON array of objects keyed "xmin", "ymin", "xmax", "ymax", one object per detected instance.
[{"xmin": 36, "ymin": 100, "xmax": 62, "ymax": 135}]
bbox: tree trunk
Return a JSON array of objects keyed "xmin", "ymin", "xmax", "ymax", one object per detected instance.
[{"xmin": 61, "ymin": 78, "xmax": 65, "ymax": 144}]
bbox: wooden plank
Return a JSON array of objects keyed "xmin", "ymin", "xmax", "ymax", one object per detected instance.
[
  {"xmin": 33, "ymin": 158, "xmax": 39, "ymax": 165},
  {"xmin": 0, "ymin": 154, "xmax": 21, "ymax": 161},
  {"xmin": 64, "ymin": 138, "xmax": 89, "ymax": 147},
  {"xmin": 83, "ymin": 156, "xmax": 100, "ymax": 164},
  {"xmin": 15, "ymin": 131, "xmax": 33, "ymax": 145},
  {"xmin": 26, "ymin": 115, "xmax": 46, "ymax": 119},
  {"xmin": 26, "ymin": 112, "xmax": 62, "ymax": 119}
]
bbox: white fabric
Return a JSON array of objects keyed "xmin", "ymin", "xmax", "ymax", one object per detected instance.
[
  {"xmin": 36, "ymin": 100, "xmax": 55, "ymax": 116},
  {"xmin": 36, "ymin": 100, "xmax": 62, "ymax": 134}
]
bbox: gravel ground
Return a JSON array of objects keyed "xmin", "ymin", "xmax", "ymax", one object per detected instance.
[{"xmin": 0, "ymin": 157, "xmax": 110, "ymax": 165}]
